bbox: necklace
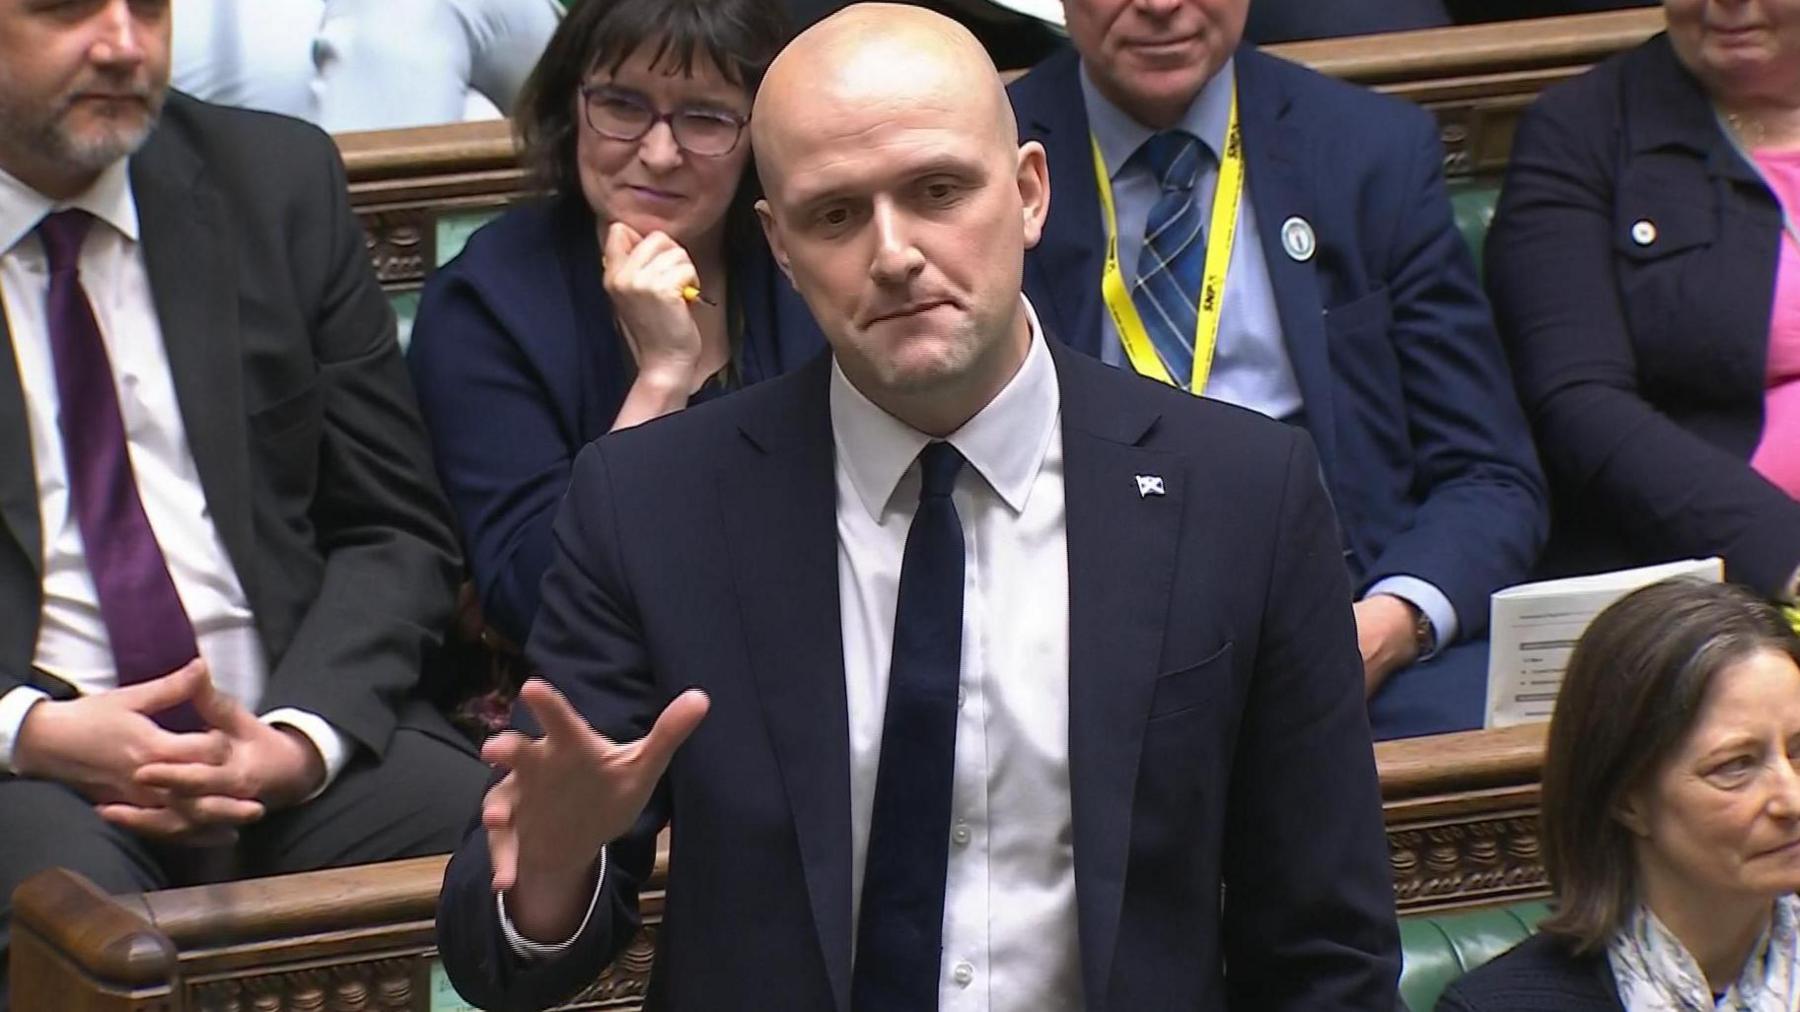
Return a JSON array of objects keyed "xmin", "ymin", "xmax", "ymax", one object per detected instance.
[
  {"xmin": 1725, "ymin": 109, "xmax": 1768, "ymax": 148},
  {"xmin": 1715, "ymin": 107, "xmax": 1800, "ymax": 250}
]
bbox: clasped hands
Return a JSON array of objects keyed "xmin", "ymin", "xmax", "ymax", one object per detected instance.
[
  {"xmin": 480, "ymin": 678, "xmax": 708, "ymax": 944},
  {"xmin": 12, "ymin": 660, "xmax": 326, "ymax": 844}
]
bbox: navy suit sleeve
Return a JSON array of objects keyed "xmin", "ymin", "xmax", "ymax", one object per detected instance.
[
  {"xmin": 408, "ymin": 268, "xmax": 577, "ymax": 645},
  {"xmin": 437, "ymin": 443, "xmax": 668, "ymax": 1012},
  {"xmin": 1487, "ymin": 86, "xmax": 1800, "ymax": 597},
  {"xmin": 1360, "ymin": 108, "xmax": 1548, "ymax": 633},
  {"xmin": 1223, "ymin": 430, "xmax": 1401, "ymax": 1010}
]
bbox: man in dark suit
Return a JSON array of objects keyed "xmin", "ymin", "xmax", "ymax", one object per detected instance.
[
  {"xmin": 0, "ymin": 2, "xmax": 486, "ymax": 1005},
  {"xmin": 1010, "ymin": 0, "xmax": 1548, "ymax": 738},
  {"xmin": 437, "ymin": 6, "xmax": 1398, "ymax": 1010}
]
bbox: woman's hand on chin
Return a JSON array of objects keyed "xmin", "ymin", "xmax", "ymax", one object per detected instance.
[{"xmin": 603, "ymin": 220, "xmax": 705, "ymax": 387}]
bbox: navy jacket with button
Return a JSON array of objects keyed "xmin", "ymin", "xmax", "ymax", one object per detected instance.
[
  {"xmin": 1486, "ymin": 33, "xmax": 1800, "ymax": 596},
  {"xmin": 1011, "ymin": 46, "xmax": 1548, "ymax": 638}
]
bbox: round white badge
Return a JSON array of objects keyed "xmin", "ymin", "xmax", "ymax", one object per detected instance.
[
  {"xmin": 1631, "ymin": 219, "xmax": 1657, "ymax": 246},
  {"xmin": 1281, "ymin": 216, "xmax": 1316, "ymax": 262}
]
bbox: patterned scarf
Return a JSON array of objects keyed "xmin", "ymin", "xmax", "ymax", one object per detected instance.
[{"xmin": 1608, "ymin": 895, "xmax": 1800, "ymax": 1011}]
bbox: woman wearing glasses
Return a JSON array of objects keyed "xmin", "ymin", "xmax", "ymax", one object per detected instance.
[{"xmin": 409, "ymin": 0, "xmax": 822, "ymax": 647}]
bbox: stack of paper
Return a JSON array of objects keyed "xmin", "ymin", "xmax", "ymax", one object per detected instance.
[{"xmin": 1484, "ymin": 558, "xmax": 1724, "ymax": 728}]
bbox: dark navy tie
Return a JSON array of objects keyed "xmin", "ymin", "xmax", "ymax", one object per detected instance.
[
  {"xmin": 852, "ymin": 441, "xmax": 966, "ymax": 1011},
  {"xmin": 39, "ymin": 211, "xmax": 203, "ymax": 731}
]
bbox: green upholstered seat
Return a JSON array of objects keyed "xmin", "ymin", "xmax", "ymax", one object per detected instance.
[
  {"xmin": 1398, "ymin": 899, "xmax": 1552, "ymax": 1011},
  {"xmin": 385, "ymin": 205, "xmax": 506, "ymax": 352},
  {"xmin": 1449, "ymin": 179, "xmax": 1500, "ymax": 279}
]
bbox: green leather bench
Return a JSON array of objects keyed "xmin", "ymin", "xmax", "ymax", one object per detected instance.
[
  {"xmin": 1450, "ymin": 180, "xmax": 1501, "ymax": 280},
  {"xmin": 1398, "ymin": 899, "xmax": 1551, "ymax": 1011}
]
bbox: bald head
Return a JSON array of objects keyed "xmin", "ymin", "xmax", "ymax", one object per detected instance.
[
  {"xmin": 746, "ymin": 2, "xmax": 1050, "ymax": 438},
  {"xmin": 751, "ymin": 4, "xmax": 1017, "ymax": 192}
]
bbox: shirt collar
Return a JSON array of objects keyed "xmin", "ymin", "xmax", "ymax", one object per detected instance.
[
  {"xmin": 1080, "ymin": 57, "xmax": 1235, "ymax": 182},
  {"xmin": 0, "ymin": 158, "xmax": 141, "ymax": 258},
  {"xmin": 830, "ymin": 296, "xmax": 1060, "ymax": 521}
]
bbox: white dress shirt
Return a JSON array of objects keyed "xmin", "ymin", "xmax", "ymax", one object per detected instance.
[
  {"xmin": 504, "ymin": 301, "xmax": 1084, "ymax": 1009},
  {"xmin": 172, "ymin": 0, "xmax": 563, "ymax": 132},
  {"xmin": 0, "ymin": 163, "xmax": 348, "ymax": 785}
]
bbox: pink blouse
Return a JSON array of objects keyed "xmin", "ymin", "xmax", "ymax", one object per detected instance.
[{"xmin": 1749, "ymin": 148, "xmax": 1800, "ymax": 500}]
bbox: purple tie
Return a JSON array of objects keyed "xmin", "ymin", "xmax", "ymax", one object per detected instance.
[{"xmin": 38, "ymin": 210, "xmax": 203, "ymax": 732}]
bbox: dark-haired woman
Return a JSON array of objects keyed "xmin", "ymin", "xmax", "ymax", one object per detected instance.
[
  {"xmin": 1439, "ymin": 579, "xmax": 1800, "ymax": 1010},
  {"xmin": 408, "ymin": 0, "xmax": 823, "ymax": 646}
]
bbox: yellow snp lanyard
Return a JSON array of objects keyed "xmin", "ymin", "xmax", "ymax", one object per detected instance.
[{"xmin": 1091, "ymin": 88, "xmax": 1244, "ymax": 392}]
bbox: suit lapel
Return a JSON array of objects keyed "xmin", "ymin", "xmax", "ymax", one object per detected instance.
[
  {"xmin": 1236, "ymin": 51, "xmax": 1338, "ymax": 470},
  {"xmin": 717, "ymin": 357, "xmax": 852, "ymax": 1012},
  {"xmin": 0, "ymin": 305, "xmax": 41, "ymax": 577},
  {"xmin": 129, "ymin": 132, "xmax": 256, "ymax": 604},
  {"xmin": 1015, "ymin": 50, "xmax": 1107, "ymax": 357},
  {"xmin": 1051, "ymin": 343, "xmax": 1181, "ymax": 1010}
]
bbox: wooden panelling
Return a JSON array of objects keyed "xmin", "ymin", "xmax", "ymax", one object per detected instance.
[{"xmin": 12, "ymin": 724, "xmax": 1549, "ymax": 1010}]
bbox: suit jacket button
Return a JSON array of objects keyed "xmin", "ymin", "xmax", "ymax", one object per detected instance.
[{"xmin": 1631, "ymin": 219, "xmax": 1657, "ymax": 246}]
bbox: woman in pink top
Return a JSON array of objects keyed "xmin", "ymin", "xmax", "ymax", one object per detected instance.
[
  {"xmin": 1750, "ymin": 149, "xmax": 1800, "ymax": 500},
  {"xmin": 1486, "ymin": 0, "xmax": 1800, "ymax": 608}
]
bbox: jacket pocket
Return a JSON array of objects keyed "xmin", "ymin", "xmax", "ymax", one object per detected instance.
[{"xmin": 1147, "ymin": 640, "xmax": 1233, "ymax": 721}]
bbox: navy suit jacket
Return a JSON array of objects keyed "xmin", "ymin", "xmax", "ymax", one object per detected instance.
[
  {"xmin": 1486, "ymin": 34, "xmax": 1800, "ymax": 597},
  {"xmin": 436, "ymin": 341, "xmax": 1400, "ymax": 1011},
  {"xmin": 407, "ymin": 198, "xmax": 824, "ymax": 644},
  {"xmin": 1011, "ymin": 47, "xmax": 1547, "ymax": 639},
  {"xmin": 1435, "ymin": 934, "xmax": 1622, "ymax": 1011}
]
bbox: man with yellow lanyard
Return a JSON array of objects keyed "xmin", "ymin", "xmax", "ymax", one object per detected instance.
[{"xmin": 1009, "ymin": 0, "xmax": 1548, "ymax": 739}]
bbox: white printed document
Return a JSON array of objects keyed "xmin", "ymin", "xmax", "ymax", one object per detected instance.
[{"xmin": 1484, "ymin": 558, "xmax": 1724, "ymax": 728}]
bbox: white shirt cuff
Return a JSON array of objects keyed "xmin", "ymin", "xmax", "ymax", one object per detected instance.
[
  {"xmin": 1365, "ymin": 575, "xmax": 1459, "ymax": 659},
  {"xmin": 260, "ymin": 708, "xmax": 352, "ymax": 802},
  {"xmin": 0, "ymin": 686, "xmax": 52, "ymax": 773},
  {"xmin": 498, "ymin": 848, "xmax": 607, "ymax": 960}
]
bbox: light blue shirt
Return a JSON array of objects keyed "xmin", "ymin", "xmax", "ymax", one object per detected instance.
[
  {"xmin": 1078, "ymin": 59, "xmax": 1303, "ymax": 423},
  {"xmin": 1076, "ymin": 62, "xmax": 1459, "ymax": 650}
]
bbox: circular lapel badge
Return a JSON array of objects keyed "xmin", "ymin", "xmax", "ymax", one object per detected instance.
[
  {"xmin": 1630, "ymin": 219, "xmax": 1657, "ymax": 246},
  {"xmin": 1281, "ymin": 216, "xmax": 1316, "ymax": 262}
]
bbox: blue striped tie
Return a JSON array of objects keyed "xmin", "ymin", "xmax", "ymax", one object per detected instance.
[{"xmin": 1133, "ymin": 131, "xmax": 1206, "ymax": 390}]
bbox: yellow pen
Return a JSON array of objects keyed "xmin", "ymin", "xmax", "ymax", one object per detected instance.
[{"xmin": 681, "ymin": 285, "xmax": 717, "ymax": 306}]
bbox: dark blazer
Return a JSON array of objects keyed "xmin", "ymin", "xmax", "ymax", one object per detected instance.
[
  {"xmin": 1010, "ymin": 47, "xmax": 1546, "ymax": 639},
  {"xmin": 436, "ymin": 342, "xmax": 1401, "ymax": 1011},
  {"xmin": 1436, "ymin": 933, "xmax": 1623, "ymax": 1011},
  {"xmin": 1486, "ymin": 34, "xmax": 1800, "ymax": 597},
  {"xmin": 407, "ymin": 198, "xmax": 824, "ymax": 645},
  {"xmin": 0, "ymin": 94, "xmax": 462, "ymax": 756}
]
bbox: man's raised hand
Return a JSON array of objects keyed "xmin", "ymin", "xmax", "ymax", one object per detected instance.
[{"xmin": 480, "ymin": 678, "xmax": 709, "ymax": 943}]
